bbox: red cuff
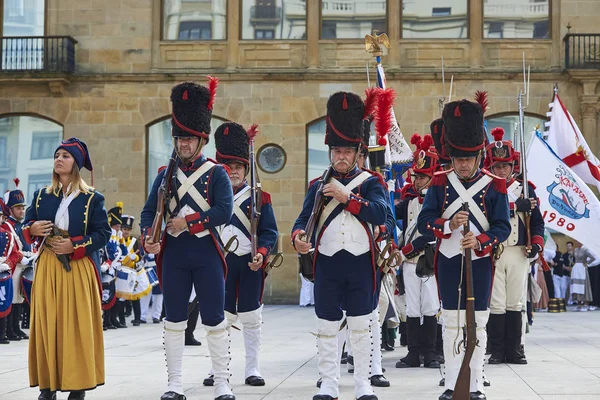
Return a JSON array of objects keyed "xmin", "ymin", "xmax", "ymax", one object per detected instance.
[
  {"xmin": 401, "ymin": 243, "xmax": 414, "ymax": 256},
  {"xmin": 474, "ymin": 233, "xmax": 497, "ymax": 257},
  {"xmin": 71, "ymin": 236, "xmax": 87, "ymax": 260},
  {"xmin": 531, "ymin": 235, "xmax": 544, "ymax": 249},
  {"xmin": 257, "ymin": 247, "xmax": 269, "ymax": 268},
  {"xmin": 22, "ymin": 224, "xmax": 34, "ymax": 244},
  {"xmin": 291, "ymin": 229, "xmax": 303, "ymax": 248},
  {"xmin": 345, "ymin": 194, "xmax": 368, "ymax": 215},
  {"xmin": 427, "ymin": 218, "xmax": 450, "ymax": 239},
  {"xmin": 185, "ymin": 212, "xmax": 206, "ymax": 235},
  {"xmin": 376, "ymin": 225, "xmax": 387, "ymax": 242}
]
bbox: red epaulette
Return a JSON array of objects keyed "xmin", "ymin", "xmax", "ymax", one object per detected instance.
[
  {"xmin": 527, "ymin": 180, "xmax": 537, "ymax": 190},
  {"xmin": 400, "ymin": 184, "xmax": 418, "ymax": 200},
  {"xmin": 482, "ymin": 169, "xmax": 507, "ymax": 194},
  {"xmin": 309, "ymin": 176, "xmax": 321, "ymax": 186},
  {"xmin": 431, "ymin": 169, "xmax": 451, "ymax": 187},
  {"xmin": 514, "ymin": 174, "xmax": 537, "ymax": 190},
  {"xmin": 261, "ymin": 191, "xmax": 272, "ymax": 205},
  {"xmin": 157, "ymin": 166, "xmax": 167, "ymax": 174}
]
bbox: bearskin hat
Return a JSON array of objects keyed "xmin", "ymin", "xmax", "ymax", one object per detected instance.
[
  {"xmin": 430, "ymin": 118, "xmax": 450, "ymax": 165},
  {"xmin": 325, "ymin": 91, "xmax": 371, "ymax": 148},
  {"xmin": 484, "ymin": 127, "xmax": 516, "ymax": 169},
  {"xmin": 410, "ymin": 134, "xmax": 438, "ymax": 176},
  {"xmin": 170, "ymin": 77, "xmax": 218, "ymax": 141},
  {"xmin": 214, "ymin": 122, "xmax": 258, "ymax": 166},
  {"xmin": 442, "ymin": 100, "xmax": 485, "ymax": 158}
]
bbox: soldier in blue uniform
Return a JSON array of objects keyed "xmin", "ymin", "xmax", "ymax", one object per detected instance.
[
  {"xmin": 2, "ymin": 178, "xmax": 33, "ymax": 340},
  {"xmin": 293, "ymin": 91, "xmax": 388, "ymax": 400},
  {"xmin": 484, "ymin": 127, "xmax": 544, "ymax": 365},
  {"xmin": 140, "ymin": 78, "xmax": 235, "ymax": 400},
  {"xmin": 394, "ymin": 134, "xmax": 440, "ymax": 370},
  {"xmin": 417, "ymin": 100, "xmax": 511, "ymax": 400},
  {"xmin": 202, "ymin": 122, "xmax": 278, "ymax": 387}
]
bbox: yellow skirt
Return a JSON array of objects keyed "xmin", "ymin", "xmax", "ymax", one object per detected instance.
[{"xmin": 29, "ymin": 249, "xmax": 105, "ymax": 392}]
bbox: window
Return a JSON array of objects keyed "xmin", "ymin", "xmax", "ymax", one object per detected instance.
[
  {"xmin": 321, "ymin": 0, "xmax": 386, "ymax": 39},
  {"xmin": 147, "ymin": 116, "xmax": 226, "ymax": 193},
  {"xmin": 163, "ymin": 0, "xmax": 226, "ymax": 40},
  {"xmin": 486, "ymin": 113, "xmax": 547, "ymax": 153},
  {"xmin": 27, "ymin": 173, "xmax": 51, "ymax": 197},
  {"xmin": 483, "ymin": 0, "xmax": 550, "ymax": 39},
  {"xmin": 488, "ymin": 22, "xmax": 504, "ymax": 39},
  {"xmin": 2, "ymin": 0, "xmax": 45, "ymax": 36},
  {"xmin": 403, "ymin": 0, "xmax": 467, "ymax": 39},
  {"xmin": 241, "ymin": 0, "xmax": 306, "ymax": 40},
  {"xmin": 30, "ymin": 131, "xmax": 61, "ymax": 160},
  {"xmin": 0, "ymin": 116, "xmax": 62, "ymax": 204}
]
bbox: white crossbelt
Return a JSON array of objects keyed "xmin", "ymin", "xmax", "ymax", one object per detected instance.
[
  {"xmin": 232, "ymin": 186, "xmax": 252, "ymax": 233},
  {"xmin": 168, "ymin": 161, "xmax": 215, "ymax": 238},
  {"xmin": 317, "ymin": 171, "xmax": 372, "ymax": 234},
  {"xmin": 442, "ymin": 172, "xmax": 491, "ymax": 231}
]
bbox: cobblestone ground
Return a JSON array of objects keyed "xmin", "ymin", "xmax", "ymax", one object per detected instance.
[{"xmin": 2, "ymin": 305, "xmax": 600, "ymax": 400}]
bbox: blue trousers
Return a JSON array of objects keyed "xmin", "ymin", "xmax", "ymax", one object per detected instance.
[
  {"xmin": 437, "ymin": 252, "xmax": 492, "ymax": 311},
  {"xmin": 224, "ymin": 253, "xmax": 264, "ymax": 314},
  {"xmin": 161, "ymin": 234, "xmax": 225, "ymax": 326},
  {"xmin": 315, "ymin": 250, "xmax": 375, "ymax": 321}
]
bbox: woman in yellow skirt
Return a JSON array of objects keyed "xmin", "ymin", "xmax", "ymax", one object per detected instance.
[{"xmin": 23, "ymin": 137, "xmax": 111, "ymax": 400}]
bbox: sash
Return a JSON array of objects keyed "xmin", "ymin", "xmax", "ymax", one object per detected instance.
[
  {"xmin": 54, "ymin": 190, "xmax": 79, "ymax": 230},
  {"xmin": 317, "ymin": 171, "xmax": 372, "ymax": 234}
]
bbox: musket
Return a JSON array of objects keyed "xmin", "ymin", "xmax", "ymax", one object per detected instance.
[
  {"xmin": 453, "ymin": 203, "xmax": 476, "ymax": 400},
  {"xmin": 149, "ymin": 149, "xmax": 178, "ymax": 244},
  {"xmin": 518, "ymin": 53, "xmax": 532, "ymax": 248},
  {"xmin": 438, "ymin": 56, "xmax": 446, "ymax": 115},
  {"xmin": 249, "ymin": 125, "xmax": 262, "ymax": 259}
]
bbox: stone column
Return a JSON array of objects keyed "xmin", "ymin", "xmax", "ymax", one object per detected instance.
[
  {"xmin": 306, "ymin": 0, "xmax": 319, "ymax": 69},
  {"xmin": 387, "ymin": 0, "xmax": 401, "ymax": 67},
  {"xmin": 226, "ymin": 0, "xmax": 240, "ymax": 71},
  {"xmin": 469, "ymin": 0, "xmax": 483, "ymax": 68},
  {"xmin": 580, "ymin": 80, "xmax": 600, "ymax": 155}
]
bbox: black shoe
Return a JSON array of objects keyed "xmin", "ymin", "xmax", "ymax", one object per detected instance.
[
  {"xmin": 437, "ymin": 354, "xmax": 445, "ymax": 364},
  {"xmin": 203, "ymin": 375, "xmax": 214, "ymax": 386},
  {"xmin": 161, "ymin": 390, "xmax": 186, "ymax": 400},
  {"xmin": 316, "ymin": 378, "xmax": 322, "ymax": 388},
  {"xmin": 370, "ymin": 375, "xmax": 390, "ymax": 387},
  {"xmin": 6, "ymin": 333, "xmax": 21, "ymax": 341},
  {"xmin": 185, "ymin": 336, "xmax": 202, "ymax": 346},
  {"xmin": 107, "ymin": 324, "xmax": 117, "ymax": 330},
  {"xmin": 118, "ymin": 321, "xmax": 127, "ymax": 328},
  {"xmin": 245, "ymin": 375, "xmax": 265, "ymax": 386},
  {"xmin": 153, "ymin": 318, "xmax": 160, "ymax": 323},
  {"xmin": 439, "ymin": 389, "xmax": 453, "ymax": 400},
  {"xmin": 215, "ymin": 396, "xmax": 235, "ymax": 400},
  {"xmin": 395, "ymin": 351, "xmax": 420, "ymax": 368},
  {"xmin": 103, "ymin": 325, "xmax": 107, "ymax": 331},
  {"xmin": 424, "ymin": 359, "xmax": 441, "ymax": 368},
  {"xmin": 68, "ymin": 391, "xmax": 86, "ymax": 399},
  {"xmin": 470, "ymin": 391, "xmax": 487, "ymax": 400},
  {"xmin": 132, "ymin": 320, "xmax": 141, "ymax": 326},
  {"xmin": 347, "ymin": 355, "xmax": 354, "ymax": 365},
  {"xmin": 312, "ymin": 396, "xmax": 336, "ymax": 400},
  {"xmin": 439, "ymin": 378, "xmax": 445, "ymax": 387},
  {"xmin": 140, "ymin": 320, "xmax": 147, "ymax": 324},
  {"xmin": 340, "ymin": 351, "xmax": 347, "ymax": 364},
  {"xmin": 484, "ymin": 377, "xmax": 491, "ymax": 387},
  {"xmin": 357, "ymin": 395, "xmax": 378, "ymax": 400},
  {"xmin": 505, "ymin": 355, "xmax": 527, "ymax": 365},
  {"xmin": 383, "ymin": 342, "xmax": 395, "ymax": 351},
  {"xmin": 16, "ymin": 329, "xmax": 29, "ymax": 339},
  {"xmin": 0, "ymin": 337, "xmax": 9, "ymax": 344},
  {"xmin": 38, "ymin": 390, "xmax": 56, "ymax": 400},
  {"xmin": 488, "ymin": 353, "xmax": 504, "ymax": 364}
]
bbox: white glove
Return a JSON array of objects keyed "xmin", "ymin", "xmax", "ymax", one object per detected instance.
[
  {"xmin": 101, "ymin": 262, "xmax": 110, "ymax": 273},
  {"xmin": 0, "ymin": 263, "xmax": 10, "ymax": 272}
]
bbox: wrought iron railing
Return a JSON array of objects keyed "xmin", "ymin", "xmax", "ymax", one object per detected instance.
[
  {"xmin": 564, "ymin": 33, "xmax": 600, "ymax": 69},
  {"xmin": 250, "ymin": 5, "xmax": 282, "ymax": 20},
  {"xmin": 0, "ymin": 36, "xmax": 77, "ymax": 73}
]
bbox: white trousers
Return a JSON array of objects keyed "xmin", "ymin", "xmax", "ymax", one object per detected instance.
[
  {"xmin": 140, "ymin": 292, "xmax": 151, "ymax": 321},
  {"xmin": 403, "ymin": 261, "xmax": 440, "ymax": 318},
  {"xmin": 553, "ymin": 275, "xmax": 569, "ymax": 299},
  {"xmin": 151, "ymin": 294, "xmax": 164, "ymax": 320},
  {"xmin": 490, "ymin": 246, "xmax": 529, "ymax": 314}
]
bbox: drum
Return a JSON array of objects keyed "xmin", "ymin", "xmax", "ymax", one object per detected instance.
[
  {"xmin": 20, "ymin": 267, "xmax": 33, "ymax": 305},
  {"xmin": 115, "ymin": 268, "xmax": 136, "ymax": 300},
  {"xmin": 102, "ymin": 278, "xmax": 117, "ymax": 310},
  {"xmin": 0, "ymin": 270, "xmax": 14, "ymax": 317},
  {"xmin": 129, "ymin": 267, "xmax": 152, "ymax": 300}
]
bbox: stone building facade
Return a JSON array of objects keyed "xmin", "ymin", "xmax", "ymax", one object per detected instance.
[{"xmin": 0, "ymin": 0, "xmax": 599, "ymax": 303}]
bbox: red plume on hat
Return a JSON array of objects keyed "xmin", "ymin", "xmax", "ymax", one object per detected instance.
[
  {"xmin": 491, "ymin": 127, "xmax": 505, "ymax": 142},
  {"xmin": 207, "ymin": 76, "xmax": 218, "ymax": 111},
  {"xmin": 363, "ymin": 87, "xmax": 379, "ymax": 120},
  {"xmin": 375, "ymin": 88, "xmax": 395, "ymax": 146},
  {"xmin": 410, "ymin": 133, "xmax": 438, "ymax": 176},
  {"xmin": 475, "ymin": 90, "xmax": 489, "ymax": 114},
  {"xmin": 246, "ymin": 124, "xmax": 259, "ymax": 141},
  {"xmin": 13, "ymin": 178, "xmax": 19, "ymax": 187}
]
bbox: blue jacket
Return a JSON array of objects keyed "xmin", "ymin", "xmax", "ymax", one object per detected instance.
[
  {"xmin": 507, "ymin": 177, "xmax": 545, "ymax": 249},
  {"xmin": 23, "ymin": 188, "xmax": 111, "ymax": 265},
  {"xmin": 395, "ymin": 185, "xmax": 436, "ymax": 259}
]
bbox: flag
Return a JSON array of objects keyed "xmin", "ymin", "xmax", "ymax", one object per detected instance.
[
  {"xmin": 545, "ymin": 94, "xmax": 600, "ymax": 191},
  {"xmin": 375, "ymin": 64, "xmax": 413, "ymax": 165},
  {"xmin": 527, "ymin": 134, "xmax": 600, "ymax": 251},
  {"xmin": 543, "ymin": 229, "xmax": 557, "ymax": 260}
]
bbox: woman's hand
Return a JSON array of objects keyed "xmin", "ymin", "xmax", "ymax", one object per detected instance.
[
  {"xmin": 51, "ymin": 238, "xmax": 75, "ymax": 255},
  {"xmin": 30, "ymin": 220, "xmax": 54, "ymax": 236}
]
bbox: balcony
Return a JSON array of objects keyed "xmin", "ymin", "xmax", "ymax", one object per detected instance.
[
  {"xmin": 484, "ymin": 2, "xmax": 549, "ymax": 17},
  {"xmin": 250, "ymin": 5, "xmax": 282, "ymax": 24},
  {"xmin": 564, "ymin": 34, "xmax": 600, "ymax": 69},
  {"xmin": 321, "ymin": 1, "xmax": 386, "ymax": 17},
  {"xmin": 0, "ymin": 36, "xmax": 77, "ymax": 73}
]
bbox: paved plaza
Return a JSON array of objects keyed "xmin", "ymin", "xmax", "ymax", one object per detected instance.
[{"xmin": 2, "ymin": 305, "xmax": 600, "ymax": 400}]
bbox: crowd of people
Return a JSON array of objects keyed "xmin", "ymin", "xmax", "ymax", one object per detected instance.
[{"xmin": 1, "ymin": 78, "xmax": 599, "ymax": 400}]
